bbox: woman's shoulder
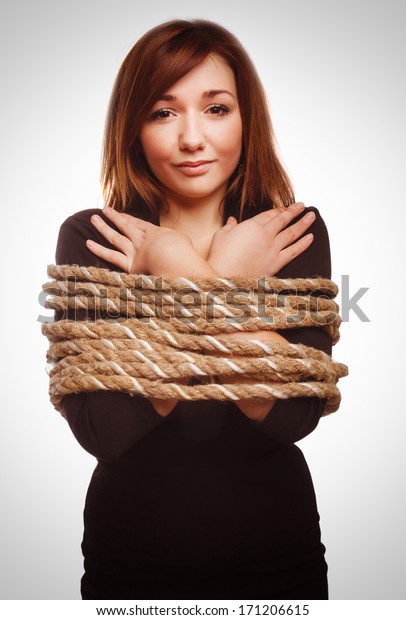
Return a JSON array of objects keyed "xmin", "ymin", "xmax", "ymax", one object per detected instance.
[
  {"xmin": 247, "ymin": 201, "xmax": 325, "ymax": 224},
  {"xmin": 259, "ymin": 202, "xmax": 329, "ymax": 246},
  {"xmin": 276, "ymin": 204, "xmax": 331, "ymax": 280},
  {"xmin": 302, "ymin": 205, "xmax": 329, "ymax": 245},
  {"xmin": 55, "ymin": 208, "xmax": 114, "ymax": 268},
  {"xmin": 300, "ymin": 204, "xmax": 326, "ymax": 232},
  {"xmin": 58, "ymin": 207, "xmax": 101, "ymax": 232}
]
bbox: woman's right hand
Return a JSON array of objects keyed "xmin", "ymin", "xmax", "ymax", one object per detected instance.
[
  {"xmin": 87, "ymin": 207, "xmax": 194, "ymax": 275},
  {"xmin": 207, "ymin": 203, "xmax": 316, "ymax": 277}
]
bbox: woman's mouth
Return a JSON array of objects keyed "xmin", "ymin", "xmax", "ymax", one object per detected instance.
[{"xmin": 175, "ymin": 161, "xmax": 213, "ymax": 176}]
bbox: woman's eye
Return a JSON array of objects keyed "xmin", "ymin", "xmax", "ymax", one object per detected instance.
[
  {"xmin": 207, "ymin": 104, "xmax": 230, "ymax": 117},
  {"xmin": 150, "ymin": 104, "xmax": 230, "ymax": 121},
  {"xmin": 150, "ymin": 109, "xmax": 173, "ymax": 121}
]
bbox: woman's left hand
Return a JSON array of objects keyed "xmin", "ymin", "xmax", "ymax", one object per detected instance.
[{"xmin": 206, "ymin": 204, "xmax": 314, "ymax": 277}]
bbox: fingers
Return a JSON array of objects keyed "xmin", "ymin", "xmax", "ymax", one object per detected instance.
[
  {"xmin": 254, "ymin": 202, "xmax": 305, "ymax": 226},
  {"xmin": 277, "ymin": 232, "xmax": 314, "ymax": 267},
  {"xmin": 86, "ymin": 239, "xmax": 129, "ymax": 271},
  {"xmin": 273, "ymin": 210, "xmax": 316, "ymax": 251},
  {"xmin": 267, "ymin": 206, "xmax": 316, "ymax": 271},
  {"xmin": 102, "ymin": 206, "xmax": 151, "ymax": 233},
  {"xmin": 222, "ymin": 216, "xmax": 238, "ymax": 229},
  {"xmin": 263, "ymin": 203, "xmax": 308, "ymax": 231},
  {"xmin": 90, "ymin": 214, "xmax": 134, "ymax": 255}
]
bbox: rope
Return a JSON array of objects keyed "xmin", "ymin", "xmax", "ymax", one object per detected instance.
[{"xmin": 42, "ymin": 264, "xmax": 348, "ymax": 416}]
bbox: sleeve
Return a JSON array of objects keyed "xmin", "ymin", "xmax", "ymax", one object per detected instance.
[
  {"xmin": 54, "ymin": 208, "xmax": 165, "ymax": 462},
  {"xmin": 248, "ymin": 206, "xmax": 333, "ymax": 444}
]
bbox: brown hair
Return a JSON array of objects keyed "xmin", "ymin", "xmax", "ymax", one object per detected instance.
[{"xmin": 101, "ymin": 19, "xmax": 295, "ymax": 222}]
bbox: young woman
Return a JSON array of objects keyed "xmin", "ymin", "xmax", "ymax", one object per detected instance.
[{"xmin": 55, "ymin": 19, "xmax": 332, "ymax": 600}]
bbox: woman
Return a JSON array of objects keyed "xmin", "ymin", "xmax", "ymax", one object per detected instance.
[{"xmin": 55, "ymin": 19, "xmax": 332, "ymax": 600}]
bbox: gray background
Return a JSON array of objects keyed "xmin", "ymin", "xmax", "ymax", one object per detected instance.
[{"xmin": 0, "ymin": 0, "xmax": 404, "ymax": 600}]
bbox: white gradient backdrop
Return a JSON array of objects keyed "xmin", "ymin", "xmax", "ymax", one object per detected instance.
[{"xmin": 0, "ymin": 0, "xmax": 404, "ymax": 601}]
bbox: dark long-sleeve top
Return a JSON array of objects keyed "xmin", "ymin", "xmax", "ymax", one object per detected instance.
[{"xmin": 54, "ymin": 204, "xmax": 332, "ymax": 599}]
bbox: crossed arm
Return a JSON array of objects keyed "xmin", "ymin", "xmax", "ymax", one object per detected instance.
[{"xmin": 85, "ymin": 203, "xmax": 317, "ymax": 422}]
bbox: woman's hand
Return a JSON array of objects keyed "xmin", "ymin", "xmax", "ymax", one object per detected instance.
[
  {"xmin": 86, "ymin": 207, "xmax": 195, "ymax": 275},
  {"xmin": 207, "ymin": 202, "xmax": 316, "ymax": 277}
]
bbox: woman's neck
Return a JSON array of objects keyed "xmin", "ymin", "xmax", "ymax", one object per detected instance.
[
  {"xmin": 159, "ymin": 194, "xmax": 225, "ymax": 237},
  {"xmin": 159, "ymin": 193, "xmax": 226, "ymax": 261}
]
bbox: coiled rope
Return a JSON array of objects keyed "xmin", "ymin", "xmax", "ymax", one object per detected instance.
[{"xmin": 42, "ymin": 265, "xmax": 348, "ymax": 416}]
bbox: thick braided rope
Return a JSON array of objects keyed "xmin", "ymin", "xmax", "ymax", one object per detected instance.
[{"xmin": 42, "ymin": 264, "xmax": 348, "ymax": 416}]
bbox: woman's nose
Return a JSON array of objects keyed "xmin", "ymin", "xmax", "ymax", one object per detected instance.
[{"xmin": 178, "ymin": 113, "xmax": 206, "ymax": 150}]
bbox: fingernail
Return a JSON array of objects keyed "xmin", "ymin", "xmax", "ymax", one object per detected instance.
[
  {"xmin": 91, "ymin": 214, "xmax": 101, "ymax": 223},
  {"xmin": 86, "ymin": 239, "xmax": 95, "ymax": 246},
  {"xmin": 296, "ymin": 202, "xmax": 305, "ymax": 209},
  {"xmin": 304, "ymin": 211, "xmax": 316, "ymax": 221}
]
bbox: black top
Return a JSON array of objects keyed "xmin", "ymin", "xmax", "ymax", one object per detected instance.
[{"xmin": 54, "ymin": 205, "xmax": 332, "ymax": 600}]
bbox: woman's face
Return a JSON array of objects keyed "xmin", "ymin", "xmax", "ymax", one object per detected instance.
[{"xmin": 139, "ymin": 54, "xmax": 243, "ymax": 204}]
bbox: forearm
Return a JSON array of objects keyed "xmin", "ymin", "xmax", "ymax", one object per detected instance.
[
  {"xmin": 215, "ymin": 330, "xmax": 289, "ymax": 421},
  {"xmin": 150, "ymin": 243, "xmax": 220, "ymax": 279},
  {"xmin": 149, "ymin": 206, "xmax": 333, "ymax": 435},
  {"xmin": 60, "ymin": 391, "xmax": 164, "ymax": 461},
  {"xmin": 158, "ymin": 250, "xmax": 287, "ymax": 421},
  {"xmin": 147, "ymin": 248, "xmax": 219, "ymax": 415},
  {"xmin": 148, "ymin": 249, "xmax": 285, "ymax": 420}
]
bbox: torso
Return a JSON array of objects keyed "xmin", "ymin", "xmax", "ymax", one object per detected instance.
[{"xmin": 59, "ymin": 207, "xmax": 329, "ymax": 600}]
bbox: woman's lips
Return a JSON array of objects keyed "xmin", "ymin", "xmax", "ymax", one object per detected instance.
[{"xmin": 176, "ymin": 161, "xmax": 213, "ymax": 175}]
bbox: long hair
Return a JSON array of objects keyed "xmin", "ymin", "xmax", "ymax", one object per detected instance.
[{"xmin": 101, "ymin": 19, "xmax": 295, "ymax": 222}]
